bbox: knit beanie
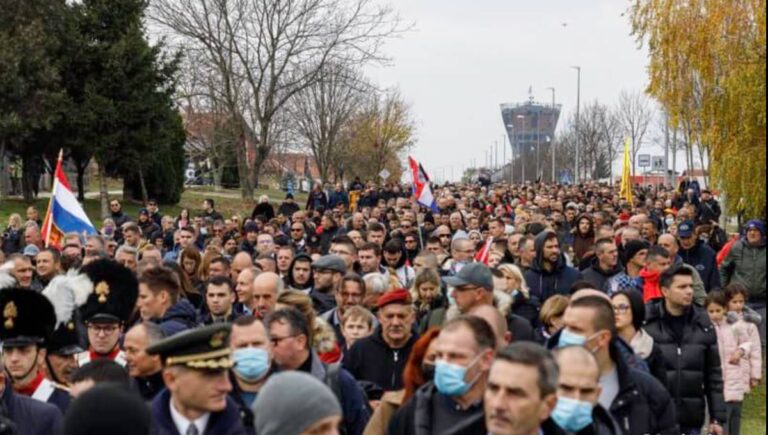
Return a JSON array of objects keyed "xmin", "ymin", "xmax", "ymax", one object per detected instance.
[
  {"xmin": 623, "ymin": 240, "xmax": 649, "ymax": 264},
  {"xmin": 253, "ymin": 372, "xmax": 342, "ymax": 435},
  {"xmin": 64, "ymin": 384, "xmax": 150, "ymax": 435}
]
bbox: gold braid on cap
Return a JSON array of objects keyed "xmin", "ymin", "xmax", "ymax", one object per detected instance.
[{"xmin": 164, "ymin": 348, "xmax": 233, "ymax": 368}]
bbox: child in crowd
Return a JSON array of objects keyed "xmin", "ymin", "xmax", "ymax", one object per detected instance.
[
  {"xmin": 341, "ymin": 305, "xmax": 375, "ymax": 350},
  {"xmin": 705, "ymin": 289, "xmax": 756, "ymax": 435},
  {"xmin": 724, "ymin": 284, "xmax": 763, "ymax": 392}
]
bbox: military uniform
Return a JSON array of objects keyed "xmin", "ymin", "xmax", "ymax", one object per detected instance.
[
  {"xmin": 146, "ymin": 324, "xmax": 248, "ymax": 435},
  {"xmin": 0, "ymin": 288, "xmax": 71, "ymax": 414},
  {"xmin": 76, "ymin": 259, "xmax": 138, "ymax": 367}
]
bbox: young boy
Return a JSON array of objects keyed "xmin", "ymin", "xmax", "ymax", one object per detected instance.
[{"xmin": 341, "ymin": 306, "xmax": 375, "ymax": 350}]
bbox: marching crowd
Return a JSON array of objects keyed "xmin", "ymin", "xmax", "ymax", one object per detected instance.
[{"xmin": 0, "ymin": 178, "xmax": 764, "ymax": 435}]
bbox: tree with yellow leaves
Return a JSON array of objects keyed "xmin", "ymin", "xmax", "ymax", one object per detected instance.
[
  {"xmin": 629, "ymin": 0, "xmax": 766, "ymax": 218},
  {"xmin": 336, "ymin": 89, "xmax": 416, "ymax": 183}
]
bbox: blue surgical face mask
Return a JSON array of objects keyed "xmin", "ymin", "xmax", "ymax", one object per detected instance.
[
  {"xmin": 434, "ymin": 354, "xmax": 483, "ymax": 397},
  {"xmin": 551, "ymin": 396, "xmax": 594, "ymax": 432},
  {"xmin": 233, "ymin": 347, "xmax": 270, "ymax": 382},
  {"xmin": 557, "ymin": 329, "xmax": 601, "ymax": 354},
  {"xmin": 557, "ymin": 328, "xmax": 588, "ymax": 348}
]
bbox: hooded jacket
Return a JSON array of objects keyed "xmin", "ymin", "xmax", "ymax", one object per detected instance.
[
  {"xmin": 155, "ymin": 298, "xmax": 198, "ymax": 337},
  {"xmin": 571, "ymin": 214, "xmax": 595, "ymax": 263},
  {"xmin": 524, "ymin": 231, "xmax": 582, "ymax": 306},
  {"xmin": 643, "ymin": 302, "xmax": 727, "ymax": 429},
  {"xmin": 581, "ymin": 257, "xmax": 628, "ymax": 296},
  {"xmin": 343, "ymin": 325, "xmax": 419, "ymax": 392},
  {"xmin": 712, "ymin": 312, "xmax": 760, "ymax": 402},
  {"xmin": 679, "ymin": 240, "xmax": 721, "ymax": 292},
  {"xmin": 720, "ymin": 234, "xmax": 766, "ymax": 302}
]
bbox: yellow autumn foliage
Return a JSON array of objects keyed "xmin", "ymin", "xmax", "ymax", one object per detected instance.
[{"xmin": 630, "ymin": 0, "xmax": 766, "ymax": 217}]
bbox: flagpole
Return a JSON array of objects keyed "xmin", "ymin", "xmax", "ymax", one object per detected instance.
[{"xmin": 42, "ymin": 149, "xmax": 63, "ymax": 247}]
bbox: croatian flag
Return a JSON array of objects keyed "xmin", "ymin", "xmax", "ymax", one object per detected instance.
[
  {"xmin": 474, "ymin": 236, "xmax": 494, "ymax": 265},
  {"xmin": 41, "ymin": 150, "xmax": 97, "ymax": 248},
  {"xmin": 408, "ymin": 156, "xmax": 438, "ymax": 212}
]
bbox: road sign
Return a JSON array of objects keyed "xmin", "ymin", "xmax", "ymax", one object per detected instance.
[
  {"xmin": 638, "ymin": 154, "xmax": 651, "ymax": 168},
  {"xmin": 652, "ymin": 156, "xmax": 665, "ymax": 171},
  {"xmin": 378, "ymin": 169, "xmax": 391, "ymax": 180}
]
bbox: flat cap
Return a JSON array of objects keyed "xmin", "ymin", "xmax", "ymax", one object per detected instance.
[
  {"xmin": 146, "ymin": 323, "xmax": 233, "ymax": 370},
  {"xmin": 442, "ymin": 262, "xmax": 493, "ymax": 291},
  {"xmin": 312, "ymin": 255, "xmax": 346, "ymax": 274},
  {"xmin": 377, "ymin": 288, "xmax": 412, "ymax": 309}
]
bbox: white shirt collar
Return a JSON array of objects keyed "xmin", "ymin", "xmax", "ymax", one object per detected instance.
[{"xmin": 169, "ymin": 399, "xmax": 210, "ymax": 435}]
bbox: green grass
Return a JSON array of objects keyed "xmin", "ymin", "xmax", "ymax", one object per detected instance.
[{"xmin": 742, "ymin": 354, "xmax": 766, "ymax": 434}]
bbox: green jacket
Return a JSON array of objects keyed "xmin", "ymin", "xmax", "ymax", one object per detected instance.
[{"xmin": 720, "ymin": 240, "xmax": 766, "ymax": 301}]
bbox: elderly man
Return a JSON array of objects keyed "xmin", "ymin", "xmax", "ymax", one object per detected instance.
[
  {"xmin": 147, "ymin": 323, "xmax": 247, "ymax": 434},
  {"xmin": 344, "ymin": 289, "xmax": 418, "ymax": 392},
  {"xmin": 250, "ymin": 272, "xmax": 282, "ymax": 319},
  {"xmin": 123, "ymin": 322, "xmax": 165, "ymax": 401}
]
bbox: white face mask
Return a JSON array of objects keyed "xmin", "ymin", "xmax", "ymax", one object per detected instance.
[{"xmin": 665, "ymin": 217, "xmax": 674, "ymax": 226}]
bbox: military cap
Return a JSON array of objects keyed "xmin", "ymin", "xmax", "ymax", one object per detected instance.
[
  {"xmin": 0, "ymin": 288, "xmax": 56, "ymax": 348},
  {"xmin": 311, "ymin": 255, "xmax": 346, "ymax": 274},
  {"xmin": 79, "ymin": 259, "xmax": 139, "ymax": 324},
  {"xmin": 146, "ymin": 323, "xmax": 233, "ymax": 370},
  {"xmin": 47, "ymin": 320, "xmax": 84, "ymax": 356}
]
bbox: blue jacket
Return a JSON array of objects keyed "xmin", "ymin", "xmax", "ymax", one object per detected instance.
[
  {"xmin": 328, "ymin": 190, "xmax": 349, "ymax": 210},
  {"xmin": 150, "ymin": 389, "xmax": 248, "ymax": 435},
  {"xmin": 523, "ymin": 231, "xmax": 582, "ymax": 306},
  {"xmin": 679, "ymin": 241, "xmax": 721, "ymax": 291},
  {"xmin": 156, "ymin": 299, "xmax": 199, "ymax": 336},
  {"xmin": 2, "ymin": 380, "xmax": 63, "ymax": 435}
]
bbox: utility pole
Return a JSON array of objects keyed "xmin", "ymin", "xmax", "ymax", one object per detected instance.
[
  {"xmin": 502, "ymin": 134, "xmax": 507, "ymax": 182},
  {"xmin": 571, "ymin": 66, "xmax": 581, "ymax": 183},
  {"xmin": 517, "ymin": 115, "xmax": 526, "ymax": 183},
  {"xmin": 547, "ymin": 87, "xmax": 556, "ymax": 182}
]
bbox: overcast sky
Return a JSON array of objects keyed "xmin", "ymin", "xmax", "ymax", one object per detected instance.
[{"xmin": 364, "ymin": 0, "xmax": 665, "ymax": 181}]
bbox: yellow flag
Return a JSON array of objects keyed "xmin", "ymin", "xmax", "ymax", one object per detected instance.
[{"xmin": 620, "ymin": 138, "xmax": 634, "ymax": 207}]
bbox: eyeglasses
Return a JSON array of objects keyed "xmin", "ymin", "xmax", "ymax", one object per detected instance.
[
  {"xmin": 613, "ymin": 304, "xmax": 631, "ymax": 314},
  {"xmin": 270, "ymin": 334, "xmax": 298, "ymax": 346},
  {"xmin": 405, "ymin": 239, "xmax": 417, "ymax": 244},
  {"xmin": 87, "ymin": 324, "xmax": 120, "ymax": 335},
  {"xmin": 291, "ymin": 228, "xmax": 303, "ymax": 233}
]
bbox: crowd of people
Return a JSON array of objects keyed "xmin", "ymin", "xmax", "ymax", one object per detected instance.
[{"xmin": 0, "ymin": 178, "xmax": 764, "ymax": 435}]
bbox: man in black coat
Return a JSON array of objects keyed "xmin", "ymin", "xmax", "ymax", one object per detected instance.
[
  {"xmin": 644, "ymin": 265, "xmax": 726, "ymax": 434},
  {"xmin": 677, "ymin": 221, "xmax": 721, "ymax": 292},
  {"xmin": 344, "ymin": 289, "xmax": 418, "ymax": 392},
  {"xmin": 146, "ymin": 323, "xmax": 248, "ymax": 435},
  {"xmin": 555, "ymin": 295, "xmax": 678, "ymax": 435}
]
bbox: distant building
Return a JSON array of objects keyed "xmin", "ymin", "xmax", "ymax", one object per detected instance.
[{"xmin": 500, "ymin": 100, "xmax": 561, "ymax": 156}]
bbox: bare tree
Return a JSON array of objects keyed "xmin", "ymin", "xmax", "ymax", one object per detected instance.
[
  {"xmin": 150, "ymin": 0, "xmax": 406, "ymax": 197},
  {"xmin": 556, "ymin": 101, "xmax": 622, "ymax": 181},
  {"xmin": 616, "ymin": 89, "xmax": 654, "ymax": 175},
  {"xmin": 288, "ymin": 63, "xmax": 368, "ymax": 183}
]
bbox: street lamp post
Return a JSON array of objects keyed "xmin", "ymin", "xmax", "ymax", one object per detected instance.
[
  {"xmin": 506, "ymin": 124, "xmax": 515, "ymax": 184},
  {"xmin": 546, "ymin": 87, "xmax": 556, "ymax": 182},
  {"xmin": 571, "ymin": 66, "xmax": 581, "ymax": 184}
]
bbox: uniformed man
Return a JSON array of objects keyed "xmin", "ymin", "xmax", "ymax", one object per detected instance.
[
  {"xmin": 0, "ymin": 288, "xmax": 71, "ymax": 413},
  {"xmin": 76, "ymin": 259, "xmax": 138, "ymax": 368},
  {"xmin": 146, "ymin": 323, "xmax": 248, "ymax": 435},
  {"xmin": 43, "ymin": 321, "xmax": 83, "ymax": 387}
]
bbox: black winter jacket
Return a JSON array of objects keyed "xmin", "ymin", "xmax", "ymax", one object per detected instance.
[
  {"xmin": 343, "ymin": 326, "xmax": 419, "ymax": 392},
  {"xmin": 523, "ymin": 232, "xmax": 582, "ymax": 306},
  {"xmin": 643, "ymin": 302, "xmax": 727, "ymax": 428},
  {"xmin": 2, "ymin": 381, "xmax": 63, "ymax": 435},
  {"xmin": 386, "ymin": 383, "xmax": 486, "ymax": 435},
  {"xmin": 679, "ymin": 241, "xmax": 721, "ymax": 292},
  {"xmin": 606, "ymin": 340, "xmax": 679, "ymax": 435}
]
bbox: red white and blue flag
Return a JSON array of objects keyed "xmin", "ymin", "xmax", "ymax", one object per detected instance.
[
  {"xmin": 41, "ymin": 150, "xmax": 97, "ymax": 248},
  {"xmin": 408, "ymin": 156, "xmax": 438, "ymax": 212},
  {"xmin": 474, "ymin": 236, "xmax": 494, "ymax": 265}
]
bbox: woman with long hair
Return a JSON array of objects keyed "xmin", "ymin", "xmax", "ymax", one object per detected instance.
[
  {"xmin": 495, "ymin": 263, "xmax": 538, "ymax": 325},
  {"xmin": 363, "ymin": 328, "xmax": 440, "ymax": 435},
  {"xmin": 179, "ymin": 247, "xmax": 203, "ymax": 288},
  {"xmin": 175, "ymin": 208, "xmax": 190, "ymax": 229},
  {"xmin": 611, "ymin": 290, "xmax": 667, "ymax": 385},
  {"xmin": 1, "ymin": 213, "xmax": 23, "ymax": 255},
  {"xmin": 409, "ymin": 268, "xmax": 444, "ymax": 324},
  {"xmin": 162, "ymin": 260, "xmax": 203, "ymax": 309}
]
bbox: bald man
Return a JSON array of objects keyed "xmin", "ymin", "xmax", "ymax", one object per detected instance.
[
  {"xmin": 231, "ymin": 252, "xmax": 254, "ymax": 282},
  {"xmin": 251, "ymin": 272, "xmax": 283, "ymax": 318},
  {"xmin": 469, "ymin": 305, "xmax": 509, "ymax": 350},
  {"xmin": 551, "ymin": 346, "xmax": 617, "ymax": 433}
]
